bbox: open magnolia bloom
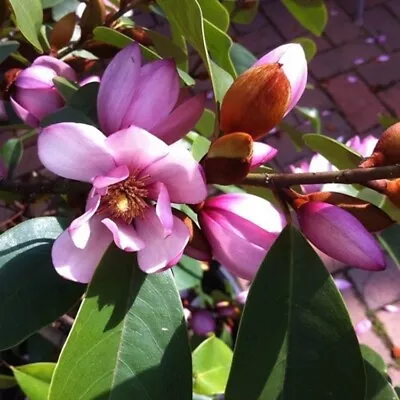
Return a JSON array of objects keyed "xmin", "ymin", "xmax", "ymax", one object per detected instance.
[
  {"xmin": 198, "ymin": 193, "xmax": 286, "ymax": 280},
  {"xmin": 38, "ymin": 123, "xmax": 207, "ymax": 283},
  {"xmin": 97, "ymin": 43, "xmax": 205, "ymax": 144},
  {"xmin": 11, "ymin": 56, "xmax": 77, "ymax": 127},
  {"xmin": 220, "ymin": 43, "xmax": 307, "ymax": 138}
]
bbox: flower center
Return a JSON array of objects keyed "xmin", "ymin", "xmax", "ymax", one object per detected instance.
[{"xmin": 100, "ymin": 174, "xmax": 149, "ymax": 224}]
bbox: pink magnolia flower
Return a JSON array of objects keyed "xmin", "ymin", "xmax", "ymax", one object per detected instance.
[
  {"xmin": 198, "ymin": 193, "xmax": 286, "ymax": 280},
  {"xmin": 346, "ymin": 134, "xmax": 378, "ymax": 158},
  {"xmin": 297, "ymin": 202, "xmax": 385, "ymax": 270},
  {"xmin": 97, "ymin": 43, "xmax": 205, "ymax": 144},
  {"xmin": 38, "ymin": 123, "xmax": 207, "ymax": 283},
  {"xmin": 254, "ymin": 43, "xmax": 308, "ymax": 117},
  {"xmin": 11, "ymin": 56, "xmax": 77, "ymax": 127}
]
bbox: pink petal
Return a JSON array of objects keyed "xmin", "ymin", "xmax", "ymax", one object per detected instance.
[
  {"xmin": 97, "ymin": 43, "xmax": 142, "ymax": 135},
  {"xmin": 297, "ymin": 202, "xmax": 385, "ymax": 270},
  {"xmin": 92, "ymin": 164, "xmax": 130, "ymax": 190},
  {"xmin": 355, "ymin": 319, "xmax": 372, "ymax": 335},
  {"xmin": 184, "ymin": 243, "xmax": 211, "ymax": 262},
  {"xmin": 334, "ymin": 278, "xmax": 352, "ymax": 291},
  {"xmin": 135, "ymin": 207, "xmax": 190, "ymax": 273},
  {"xmin": 15, "ymin": 65, "xmax": 56, "ymax": 89},
  {"xmin": 250, "ymin": 142, "xmax": 278, "ymax": 168},
  {"xmin": 151, "ymin": 94, "xmax": 206, "ymax": 144},
  {"xmin": 143, "ymin": 141, "xmax": 207, "ymax": 204},
  {"xmin": 121, "ymin": 59, "xmax": 180, "ymax": 132},
  {"xmin": 79, "ymin": 75, "xmax": 101, "ymax": 86},
  {"xmin": 205, "ymin": 193, "xmax": 286, "ymax": 234},
  {"xmin": 52, "ymin": 215, "xmax": 113, "ymax": 283},
  {"xmin": 33, "ymin": 56, "xmax": 77, "ymax": 81},
  {"xmin": 235, "ymin": 290, "xmax": 249, "ymax": 304},
  {"xmin": 255, "ymin": 43, "xmax": 307, "ymax": 114},
  {"xmin": 38, "ymin": 122, "xmax": 115, "ymax": 182},
  {"xmin": 102, "ymin": 218, "xmax": 145, "ymax": 251},
  {"xmin": 384, "ymin": 304, "xmax": 399, "ymax": 313},
  {"xmin": 68, "ymin": 193, "xmax": 101, "ymax": 249},
  {"xmin": 199, "ymin": 210, "xmax": 275, "ymax": 280},
  {"xmin": 105, "ymin": 126, "xmax": 169, "ymax": 173},
  {"xmin": 10, "ymin": 96, "xmax": 39, "ymax": 127},
  {"xmin": 154, "ymin": 182, "xmax": 173, "ymax": 237}
]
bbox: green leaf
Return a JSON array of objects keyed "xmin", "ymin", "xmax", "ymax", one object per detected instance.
[
  {"xmin": 41, "ymin": 106, "xmax": 95, "ymax": 126},
  {"xmin": 52, "ymin": 0, "xmax": 79, "ymax": 21},
  {"xmin": 229, "ymin": 42, "xmax": 257, "ymax": 75},
  {"xmin": 279, "ymin": 121, "xmax": 305, "ymax": 150},
  {"xmin": 11, "ymin": 363, "xmax": 55, "ymax": 400},
  {"xmin": 53, "ymin": 76, "xmax": 79, "ymax": 102},
  {"xmin": 41, "ymin": 0, "xmax": 64, "ymax": 8},
  {"xmin": 0, "ymin": 217, "xmax": 85, "ymax": 350},
  {"xmin": 0, "ymin": 138, "xmax": 23, "ymax": 178},
  {"xmin": 68, "ymin": 82, "xmax": 99, "ymax": 122},
  {"xmin": 147, "ymin": 29, "xmax": 188, "ymax": 64},
  {"xmin": 197, "ymin": 0, "xmax": 229, "ymax": 31},
  {"xmin": 173, "ymin": 255, "xmax": 203, "ymax": 291},
  {"xmin": 49, "ymin": 247, "xmax": 191, "ymax": 399},
  {"xmin": 0, "ymin": 374, "xmax": 17, "ymax": 389},
  {"xmin": 92, "ymin": 26, "xmax": 195, "ymax": 86},
  {"xmin": 195, "ymin": 109, "xmax": 216, "ymax": 138},
  {"xmin": 9, "ymin": 0, "xmax": 43, "ymax": 52},
  {"xmin": 192, "ymin": 135, "xmax": 211, "ymax": 161},
  {"xmin": 361, "ymin": 346, "xmax": 399, "ymax": 400},
  {"xmin": 222, "ymin": 0, "xmax": 260, "ymax": 24},
  {"xmin": 0, "ymin": 41, "xmax": 20, "ymax": 65},
  {"xmin": 293, "ymin": 36, "xmax": 317, "ymax": 62},
  {"xmin": 193, "ymin": 336, "xmax": 233, "ymax": 396},
  {"xmin": 225, "ymin": 225, "xmax": 365, "ymax": 400},
  {"xmin": 209, "ymin": 60, "xmax": 234, "ymax": 105},
  {"xmin": 282, "ymin": 0, "xmax": 328, "ymax": 36},
  {"xmin": 295, "ymin": 106, "xmax": 321, "ymax": 133},
  {"xmin": 378, "ymin": 113, "xmax": 400, "ymax": 130},
  {"xmin": 378, "ymin": 224, "xmax": 400, "ymax": 269},
  {"xmin": 303, "ymin": 133, "xmax": 362, "ymax": 169}
]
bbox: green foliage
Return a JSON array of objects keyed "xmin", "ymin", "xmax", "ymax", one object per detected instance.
[
  {"xmin": 174, "ymin": 255, "xmax": 203, "ymax": 291},
  {"xmin": 0, "ymin": 138, "xmax": 23, "ymax": 178},
  {"xmin": 53, "ymin": 76, "xmax": 79, "ymax": 102},
  {"xmin": 9, "ymin": 0, "xmax": 43, "ymax": 52},
  {"xmin": 193, "ymin": 336, "xmax": 233, "ymax": 396},
  {"xmin": 49, "ymin": 246, "xmax": 191, "ymax": 399},
  {"xmin": 230, "ymin": 42, "xmax": 257, "ymax": 75},
  {"xmin": 225, "ymin": 225, "xmax": 365, "ymax": 400},
  {"xmin": 0, "ymin": 374, "xmax": 17, "ymax": 389},
  {"xmin": 0, "ymin": 41, "xmax": 19, "ymax": 65},
  {"xmin": 195, "ymin": 109, "xmax": 216, "ymax": 138},
  {"xmin": 11, "ymin": 362, "xmax": 55, "ymax": 400},
  {"xmin": 0, "ymin": 217, "xmax": 85, "ymax": 350},
  {"xmin": 293, "ymin": 37, "xmax": 317, "ymax": 62}
]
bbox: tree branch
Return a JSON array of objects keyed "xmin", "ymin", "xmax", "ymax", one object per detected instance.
[{"xmin": 241, "ymin": 164, "xmax": 400, "ymax": 190}]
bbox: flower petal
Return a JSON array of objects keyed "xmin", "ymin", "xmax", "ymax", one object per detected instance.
[
  {"xmin": 105, "ymin": 126, "xmax": 169, "ymax": 173},
  {"xmin": 97, "ymin": 43, "xmax": 142, "ymax": 135},
  {"xmin": 33, "ymin": 56, "xmax": 77, "ymax": 81},
  {"xmin": 68, "ymin": 192, "xmax": 101, "ymax": 249},
  {"xmin": 143, "ymin": 141, "xmax": 207, "ymax": 204},
  {"xmin": 15, "ymin": 65, "xmax": 56, "ymax": 89},
  {"xmin": 38, "ymin": 122, "xmax": 115, "ymax": 182},
  {"xmin": 151, "ymin": 94, "xmax": 206, "ymax": 144},
  {"xmin": 10, "ymin": 96, "xmax": 39, "ymax": 127},
  {"xmin": 135, "ymin": 207, "xmax": 189, "ymax": 273},
  {"xmin": 153, "ymin": 182, "xmax": 173, "ymax": 237},
  {"xmin": 121, "ymin": 59, "xmax": 180, "ymax": 132},
  {"xmin": 92, "ymin": 164, "xmax": 130, "ymax": 190},
  {"xmin": 255, "ymin": 43, "xmax": 307, "ymax": 114},
  {"xmin": 199, "ymin": 210, "xmax": 276, "ymax": 280},
  {"xmin": 205, "ymin": 193, "xmax": 285, "ymax": 234},
  {"xmin": 52, "ymin": 215, "xmax": 113, "ymax": 283},
  {"xmin": 250, "ymin": 142, "xmax": 278, "ymax": 168},
  {"xmin": 102, "ymin": 218, "xmax": 145, "ymax": 251},
  {"xmin": 297, "ymin": 202, "xmax": 385, "ymax": 270}
]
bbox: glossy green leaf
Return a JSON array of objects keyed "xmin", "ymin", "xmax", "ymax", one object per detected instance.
[
  {"xmin": 293, "ymin": 36, "xmax": 317, "ymax": 62},
  {"xmin": 378, "ymin": 224, "xmax": 400, "ymax": 269},
  {"xmin": 295, "ymin": 106, "xmax": 321, "ymax": 133},
  {"xmin": 0, "ymin": 217, "xmax": 84, "ymax": 350},
  {"xmin": 222, "ymin": 0, "xmax": 260, "ymax": 24},
  {"xmin": 11, "ymin": 363, "xmax": 55, "ymax": 400},
  {"xmin": 282, "ymin": 0, "xmax": 328, "ymax": 36},
  {"xmin": 361, "ymin": 346, "xmax": 398, "ymax": 400},
  {"xmin": 229, "ymin": 42, "xmax": 257, "ymax": 75},
  {"xmin": 53, "ymin": 76, "xmax": 79, "ymax": 102},
  {"xmin": 303, "ymin": 133, "xmax": 362, "ymax": 169},
  {"xmin": 193, "ymin": 336, "xmax": 233, "ymax": 396},
  {"xmin": 0, "ymin": 41, "xmax": 20, "ymax": 65},
  {"xmin": 197, "ymin": 0, "xmax": 229, "ymax": 31},
  {"xmin": 9, "ymin": 0, "xmax": 43, "ymax": 52},
  {"xmin": 174, "ymin": 255, "xmax": 203, "ymax": 291},
  {"xmin": 41, "ymin": 0, "xmax": 64, "ymax": 8},
  {"xmin": 0, "ymin": 374, "xmax": 17, "ymax": 389},
  {"xmin": 52, "ymin": 0, "xmax": 79, "ymax": 20},
  {"xmin": 192, "ymin": 135, "xmax": 211, "ymax": 161},
  {"xmin": 195, "ymin": 109, "xmax": 216, "ymax": 137},
  {"xmin": 170, "ymin": 22, "xmax": 189, "ymax": 71},
  {"xmin": 0, "ymin": 138, "xmax": 23, "ymax": 178},
  {"xmin": 68, "ymin": 82, "xmax": 99, "ymax": 122},
  {"xmin": 147, "ymin": 29, "xmax": 188, "ymax": 64},
  {"xmin": 225, "ymin": 225, "xmax": 365, "ymax": 400},
  {"xmin": 92, "ymin": 27, "xmax": 195, "ymax": 86},
  {"xmin": 49, "ymin": 247, "xmax": 191, "ymax": 400},
  {"xmin": 41, "ymin": 106, "xmax": 95, "ymax": 126},
  {"xmin": 204, "ymin": 20, "xmax": 236, "ymax": 78}
]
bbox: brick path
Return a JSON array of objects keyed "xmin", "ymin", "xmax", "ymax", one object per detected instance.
[{"xmin": 2, "ymin": 0, "xmax": 400, "ymax": 384}]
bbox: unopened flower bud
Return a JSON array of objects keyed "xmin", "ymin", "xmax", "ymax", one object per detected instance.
[
  {"xmin": 360, "ymin": 122, "xmax": 400, "ymax": 167},
  {"xmin": 220, "ymin": 43, "xmax": 307, "ymax": 139}
]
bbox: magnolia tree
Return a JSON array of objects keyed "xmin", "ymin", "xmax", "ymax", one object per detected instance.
[{"xmin": 0, "ymin": 0, "xmax": 400, "ymax": 399}]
